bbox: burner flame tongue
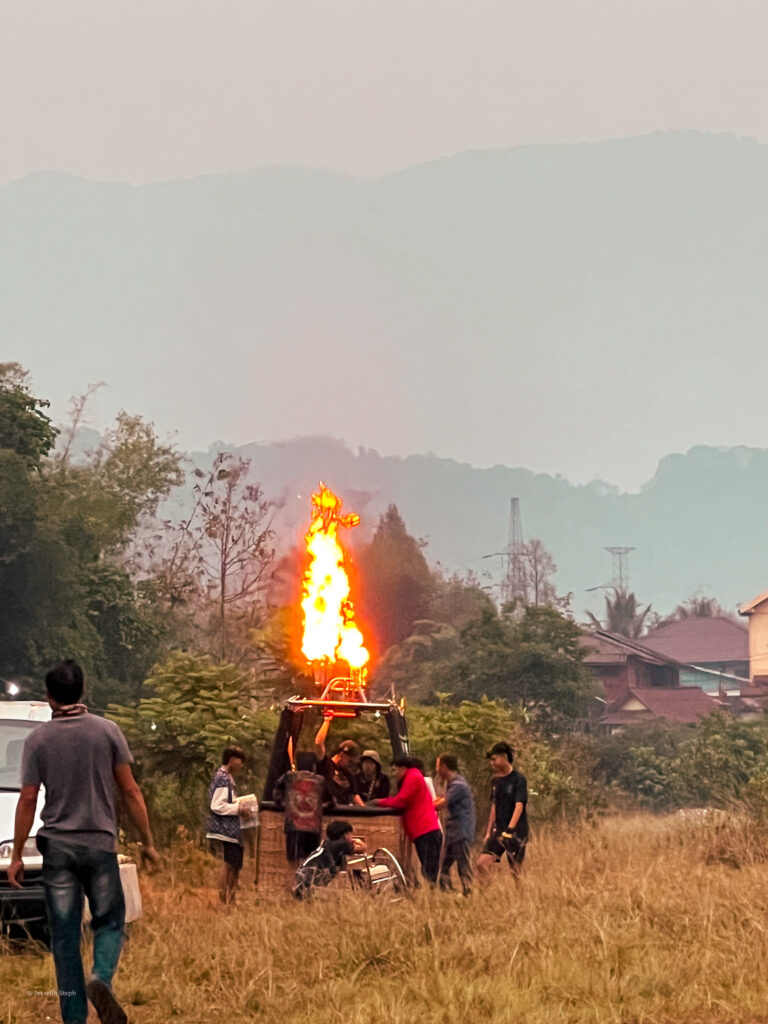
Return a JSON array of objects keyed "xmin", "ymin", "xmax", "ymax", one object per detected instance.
[{"xmin": 300, "ymin": 483, "xmax": 369, "ymax": 673}]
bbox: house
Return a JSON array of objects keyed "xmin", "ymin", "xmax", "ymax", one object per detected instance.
[
  {"xmin": 580, "ymin": 629, "xmax": 679, "ymax": 705},
  {"xmin": 599, "ymin": 686, "xmax": 721, "ymax": 736},
  {"xmin": 581, "ymin": 628, "xmax": 749, "ymax": 733},
  {"xmin": 739, "ymin": 591, "xmax": 768, "ymax": 682},
  {"xmin": 641, "ymin": 616, "xmax": 749, "ymax": 691}
]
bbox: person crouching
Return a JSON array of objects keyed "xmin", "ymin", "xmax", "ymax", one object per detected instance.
[{"xmin": 293, "ymin": 820, "xmax": 365, "ymax": 899}]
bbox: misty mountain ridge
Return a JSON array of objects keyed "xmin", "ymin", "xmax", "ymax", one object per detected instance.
[
  {"xmin": 9, "ymin": 128, "xmax": 768, "ymax": 613},
  {"xmin": 7, "ymin": 130, "xmax": 768, "ymax": 490},
  {"xmin": 145, "ymin": 434, "xmax": 768, "ymax": 622}
]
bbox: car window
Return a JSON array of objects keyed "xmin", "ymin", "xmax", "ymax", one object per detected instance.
[{"xmin": 0, "ymin": 721, "xmax": 41, "ymax": 789}]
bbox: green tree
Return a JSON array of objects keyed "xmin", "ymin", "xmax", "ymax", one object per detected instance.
[
  {"xmin": 368, "ymin": 572, "xmax": 494, "ymax": 702},
  {"xmin": 109, "ymin": 652, "xmax": 278, "ymax": 839},
  {"xmin": 0, "ymin": 362, "xmax": 58, "ymax": 467},
  {"xmin": 0, "ymin": 369, "xmax": 184, "ymax": 702},
  {"xmin": 407, "ymin": 699, "xmax": 602, "ymax": 825},
  {"xmin": 358, "ymin": 505, "xmax": 434, "ymax": 654},
  {"xmin": 442, "ymin": 605, "xmax": 595, "ymax": 731},
  {"xmin": 428, "ymin": 570, "xmax": 495, "ymax": 630},
  {"xmin": 674, "ymin": 712, "xmax": 768, "ymax": 807},
  {"xmin": 596, "ymin": 719, "xmax": 689, "ymax": 808},
  {"xmin": 49, "ymin": 409, "xmax": 184, "ymax": 557},
  {"xmin": 505, "ymin": 605, "xmax": 596, "ymax": 729}
]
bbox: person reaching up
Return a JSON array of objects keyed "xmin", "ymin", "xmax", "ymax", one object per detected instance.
[{"xmin": 314, "ymin": 712, "xmax": 364, "ymax": 806}]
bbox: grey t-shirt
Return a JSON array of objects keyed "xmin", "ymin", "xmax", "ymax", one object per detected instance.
[{"xmin": 21, "ymin": 713, "xmax": 133, "ymax": 852}]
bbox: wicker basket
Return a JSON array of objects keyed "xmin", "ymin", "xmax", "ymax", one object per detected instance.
[{"xmin": 256, "ymin": 807, "xmax": 412, "ymax": 894}]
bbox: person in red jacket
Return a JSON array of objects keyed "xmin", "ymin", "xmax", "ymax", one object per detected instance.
[{"xmin": 372, "ymin": 755, "xmax": 442, "ymax": 883}]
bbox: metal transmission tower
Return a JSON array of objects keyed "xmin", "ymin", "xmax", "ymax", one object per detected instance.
[
  {"xmin": 501, "ymin": 498, "xmax": 527, "ymax": 605},
  {"xmin": 604, "ymin": 546, "xmax": 634, "ymax": 591}
]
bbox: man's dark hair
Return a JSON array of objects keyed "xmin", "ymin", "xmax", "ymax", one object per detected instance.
[
  {"xmin": 486, "ymin": 741, "xmax": 514, "ymax": 763},
  {"xmin": 222, "ymin": 746, "xmax": 246, "ymax": 765},
  {"xmin": 45, "ymin": 660, "xmax": 84, "ymax": 705},
  {"xmin": 392, "ymin": 754, "xmax": 415, "ymax": 769},
  {"xmin": 326, "ymin": 820, "xmax": 353, "ymax": 841},
  {"xmin": 438, "ymin": 753, "xmax": 458, "ymax": 773}
]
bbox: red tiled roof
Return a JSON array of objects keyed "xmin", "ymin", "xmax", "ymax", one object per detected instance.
[
  {"xmin": 738, "ymin": 684, "xmax": 768, "ymax": 698},
  {"xmin": 600, "ymin": 710, "xmax": 659, "ymax": 726},
  {"xmin": 602, "ymin": 686, "xmax": 720, "ymax": 725},
  {"xmin": 580, "ymin": 631, "xmax": 669, "ymax": 666},
  {"xmin": 642, "ymin": 617, "xmax": 747, "ymax": 665}
]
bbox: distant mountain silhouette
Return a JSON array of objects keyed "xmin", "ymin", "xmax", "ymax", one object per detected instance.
[
  {"xmin": 5, "ymin": 131, "xmax": 768, "ymax": 489},
  {"xmin": 168, "ymin": 436, "xmax": 768, "ymax": 620}
]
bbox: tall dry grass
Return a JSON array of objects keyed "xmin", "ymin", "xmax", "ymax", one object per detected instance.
[{"xmin": 4, "ymin": 815, "xmax": 768, "ymax": 1024}]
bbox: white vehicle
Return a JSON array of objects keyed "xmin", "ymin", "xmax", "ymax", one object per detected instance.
[
  {"xmin": 0, "ymin": 700, "xmax": 143, "ymax": 936},
  {"xmin": 0, "ymin": 701, "xmax": 51, "ymax": 932}
]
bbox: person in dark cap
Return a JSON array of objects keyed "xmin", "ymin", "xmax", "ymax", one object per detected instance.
[
  {"xmin": 314, "ymin": 712, "xmax": 364, "ymax": 806},
  {"xmin": 358, "ymin": 749, "xmax": 390, "ymax": 802},
  {"xmin": 477, "ymin": 741, "xmax": 528, "ymax": 879}
]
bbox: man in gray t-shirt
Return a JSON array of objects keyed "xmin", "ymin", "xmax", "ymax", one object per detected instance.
[
  {"xmin": 9, "ymin": 660, "xmax": 159, "ymax": 1024},
  {"xmin": 435, "ymin": 753, "xmax": 476, "ymax": 896},
  {"xmin": 22, "ymin": 712, "xmax": 134, "ymax": 852}
]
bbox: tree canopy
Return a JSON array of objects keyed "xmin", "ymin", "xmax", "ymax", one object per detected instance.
[
  {"xmin": 0, "ymin": 369, "xmax": 184, "ymax": 705},
  {"xmin": 358, "ymin": 504, "xmax": 434, "ymax": 655},
  {"xmin": 441, "ymin": 604, "xmax": 595, "ymax": 731}
]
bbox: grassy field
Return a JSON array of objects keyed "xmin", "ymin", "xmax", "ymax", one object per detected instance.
[{"xmin": 4, "ymin": 815, "xmax": 768, "ymax": 1024}]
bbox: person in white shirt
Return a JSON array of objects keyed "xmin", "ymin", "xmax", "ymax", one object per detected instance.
[{"xmin": 205, "ymin": 747, "xmax": 253, "ymax": 904}]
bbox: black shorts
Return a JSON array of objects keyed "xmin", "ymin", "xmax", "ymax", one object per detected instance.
[
  {"xmin": 209, "ymin": 839, "xmax": 244, "ymax": 870},
  {"xmin": 482, "ymin": 833, "xmax": 527, "ymax": 865}
]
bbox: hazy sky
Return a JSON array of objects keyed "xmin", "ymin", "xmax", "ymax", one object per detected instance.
[
  {"xmin": 2, "ymin": 0, "xmax": 767, "ymax": 184},
  {"xmin": 4, "ymin": 1, "xmax": 767, "ymax": 491}
]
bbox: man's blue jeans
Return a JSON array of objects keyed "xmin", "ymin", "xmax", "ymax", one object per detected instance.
[{"xmin": 39, "ymin": 836, "xmax": 125, "ymax": 1024}]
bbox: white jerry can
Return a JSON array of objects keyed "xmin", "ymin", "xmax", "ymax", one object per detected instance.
[
  {"xmin": 83, "ymin": 856, "xmax": 142, "ymax": 925},
  {"xmin": 118, "ymin": 860, "xmax": 142, "ymax": 923}
]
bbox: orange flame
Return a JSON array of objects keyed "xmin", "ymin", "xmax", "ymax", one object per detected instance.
[{"xmin": 301, "ymin": 484, "xmax": 369, "ymax": 672}]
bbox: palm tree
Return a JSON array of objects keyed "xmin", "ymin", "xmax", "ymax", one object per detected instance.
[
  {"xmin": 587, "ymin": 588, "xmax": 652, "ymax": 638},
  {"xmin": 671, "ymin": 595, "xmax": 727, "ymax": 620},
  {"xmin": 654, "ymin": 594, "xmax": 733, "ymax": 628}
]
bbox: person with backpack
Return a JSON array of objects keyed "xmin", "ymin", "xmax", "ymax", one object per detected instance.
[{"xmin": 273, "ymin": 752, "xmax": 331, "ymax": 863}]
